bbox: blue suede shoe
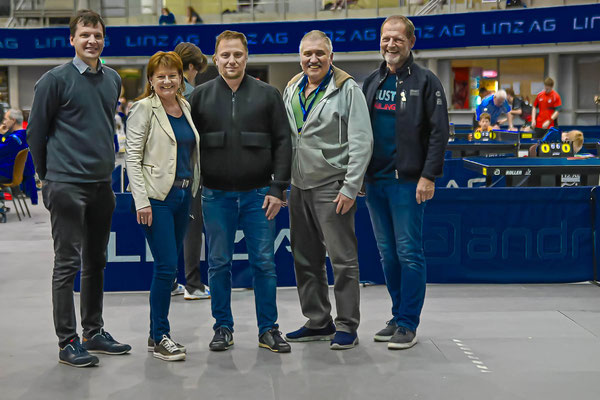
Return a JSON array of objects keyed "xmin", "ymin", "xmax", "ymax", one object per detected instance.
[
  {"xmin": 285, "ymin": 322, "xmax": 336, "ymax": 342},
  {"xmin": 330, "ymin": 331, "xmax": 358, "ymax": 350}
]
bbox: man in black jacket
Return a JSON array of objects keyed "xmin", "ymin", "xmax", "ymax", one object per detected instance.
[
  {"xmin": 189, "ymin": 30, "xmax": 292, "ymax": 353},
  {"xmin": 362, "ymin": 15, "xmax": 449, "ymax": 351}
]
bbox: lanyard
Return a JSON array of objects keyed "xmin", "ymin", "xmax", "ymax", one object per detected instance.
[{"xmin": 297, "ymin": 68, "xmax": 333, "ymax": 132}]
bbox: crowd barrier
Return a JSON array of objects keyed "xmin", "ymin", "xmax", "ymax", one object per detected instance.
[{"xmin": 75, "ymin": 184, "xmax": 598, "ymax": 291}]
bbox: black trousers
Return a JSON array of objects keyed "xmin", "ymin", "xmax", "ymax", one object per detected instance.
[
  {"xmin": 182, "ymin": 192, "xmax": 206, "ymax": 292},
  {"xmin": 42, "ymin": 181, "xmax": 115, "ymax": 347}
]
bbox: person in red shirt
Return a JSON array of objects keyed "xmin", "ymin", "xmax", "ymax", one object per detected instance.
[{"xmin": 532, "ymin": 77, "xmax": 562, "ymax": 138}]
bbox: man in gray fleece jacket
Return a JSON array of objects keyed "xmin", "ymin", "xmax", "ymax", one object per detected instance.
[
  {"xmin": 282, "ymin": 30, "xmax": 373, "ymax": 350},
  {"xmin": 28, "ymin": 9, "xmax": 130, "ymax": 368}
]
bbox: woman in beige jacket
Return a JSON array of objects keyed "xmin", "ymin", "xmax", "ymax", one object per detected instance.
[{"xmin": 125, "ymin": 51, "xmax": 200, "ymax": 362}]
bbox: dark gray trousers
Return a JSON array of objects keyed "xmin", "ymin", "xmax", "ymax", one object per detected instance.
[
  {"xmin": 182, "ymin": 192, "xmax": 206, "ymax": 292},
  {"xmin": 289, "ymin": 182, "xmax": 360, "ymax": 334},
  {"xmin": 42, "ymin": 181, "xmax": 115, "ymax": 348}
]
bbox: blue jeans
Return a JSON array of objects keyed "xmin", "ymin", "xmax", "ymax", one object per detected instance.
[
  {"xmin": 202, "ymin": 186, "xmax": 278, "ymax": 336},
  {"xmin": 142, "ymin": 186, "xmax": 191, "ymax": 342},
  {"xmin": 365, "ymin": 180, "xmax": 426, "ymax": 331}
]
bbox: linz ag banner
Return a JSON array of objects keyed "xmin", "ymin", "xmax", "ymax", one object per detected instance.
[{"xmin": 1, "ymin": 4, "xmax": 600, "ymax": 58}]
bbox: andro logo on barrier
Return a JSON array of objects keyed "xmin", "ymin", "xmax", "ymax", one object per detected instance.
[{"xmin": 425, "ymin": 215, "xmax": 591, "ymax": 264}]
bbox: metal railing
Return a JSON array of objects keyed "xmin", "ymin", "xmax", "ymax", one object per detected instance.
[
  {"xmin": 6, "ymin": 0, "xmax": 600, "ymax": 27},
  {"xmin": 7, "ymin": 0, "xmax": 76, "ymax": 27},
  {"xmin": 416, "ymin": 0, "xmax": 445, "ymax": 15}
]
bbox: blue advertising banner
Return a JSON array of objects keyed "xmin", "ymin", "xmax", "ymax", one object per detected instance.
[
  {"xmin": 2, "ymin": 4, "xmax": 600, "ymax": 59},
  {"xmin": 76, "ymin": 186, "xmax": 595, "ymax": 292}
]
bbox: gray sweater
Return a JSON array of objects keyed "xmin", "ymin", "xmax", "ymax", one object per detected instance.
[{"xmin": 28, "ymin": 61, "xmax": 121, "ymax": 182}]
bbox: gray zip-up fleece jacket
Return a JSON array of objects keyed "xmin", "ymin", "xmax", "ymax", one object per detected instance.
[{"xmin": 283, "ymin": 66, "xmax": 373, "ymax": 200}]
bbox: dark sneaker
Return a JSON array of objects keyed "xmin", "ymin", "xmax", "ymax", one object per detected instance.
[
  {"xmin": 59, "ymin": 337, "xmax": 99, "ymax": 368},
  {"xmin": 330, "ymin": 331, "xmax": 359, "ymax": 350},
  {"xmin": 374, "ymin": 320, "xmax": 397, "ymax": 342},
  {"xmin": 285, "ymin": 322, "xmax": 336, "ymax": 342},
  {"xmin": 153, "ymin": 335, "xmax": 186, "ymax": 361},
  {"xmin": 388, "ymin": 326, "xmax": 417, "ymax": 350},
  {"xmin": 209, "ymin": 327, "xmax": 234, "ymax": 351},
  {"xmin": 259, "ymin": 328, "xmax": 291, "ymax": 353},
  {"xmin": 82, "ymin": 329, "xmax": 131, "ymax": 355},
  {"xmin": 148, "ymin": 336, "xmax": 186, "ymax": 353}
]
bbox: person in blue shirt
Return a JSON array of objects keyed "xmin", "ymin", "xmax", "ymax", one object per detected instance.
[
  {"xmin": 0, "ymin": 108, "xmax": 38, "ymax": 207},
  {"xmin": 475, "ymin": 89, "xmax": 513, "ymax": 129},
  {"xmin": 159, "ymin": 8, "xmax": 176, "ymax": 25}
]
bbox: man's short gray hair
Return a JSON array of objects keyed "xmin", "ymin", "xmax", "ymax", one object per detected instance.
[
  {"xmin": 495, "ymin": 89, "xmax": 507, "ymax": 100},
  {"xmin": 7, "ymin": 109, "xmax": 23, "ymax": 125},
  {"xmin": 299, "ymin": 30, "xmax": 333, "ymax": 54}
]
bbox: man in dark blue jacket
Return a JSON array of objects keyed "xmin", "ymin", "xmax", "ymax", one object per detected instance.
[{"xmin": 362, "ymin": 15, "xmax": 449, "ymax": 350}]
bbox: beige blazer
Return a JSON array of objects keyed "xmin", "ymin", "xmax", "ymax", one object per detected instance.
[{"xmin": 125, "ymin": 94, "xmax": 201, "ymax": 210}]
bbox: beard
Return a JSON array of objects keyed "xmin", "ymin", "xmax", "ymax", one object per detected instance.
[{"xmin": 383, "ymin": 51, "xmax": 408, "ymax": 68}]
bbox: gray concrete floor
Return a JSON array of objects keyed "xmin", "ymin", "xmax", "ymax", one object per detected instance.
[{"xmin": 1, "ymin": 203, "xmax": 600, "ymax": 400}]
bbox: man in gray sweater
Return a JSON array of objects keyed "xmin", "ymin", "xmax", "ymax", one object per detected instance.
[
  {"xmin": 28, "ymin": 9, "xmax": 131, "ymax": 368},
  {"xmin": 282, "ymin": 31, "xmax": 373, "ymax": 350}
]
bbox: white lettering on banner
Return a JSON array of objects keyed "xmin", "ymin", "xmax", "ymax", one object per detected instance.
[
  {"xmin": 108, "ymin": 232, "xmax": 205, "ymax": 263},
  {"xmin": 573, "ymin": 16, "xmax": 600, "ymax": 30},
  {"xmin": 445, "ymin": 178, "xmax": 487, "ymax": 188},
  {"xmin": 35, "ymin": 36, "xmax": 69, "ymax": 49},
  {"xmin": 233, "ymin": 231, "xmax": 248, "ymax": 261},
  {"xmin": 468, "ymin": 178, "xmax": 486, "ymax": 187},
  {"xmin": 146, "ymin": 241, "xmax": 153, "ymax": 262},
  {"xmin": 107, "ymin": 232, "xmax": 140, "ymax": 262},
  {"xmin": 482, "ymin": 19, "xmax": 556, "ymax": 35},
  {"xmin": 505, "ymin": 170, "xmax": 523, "ymax": 176},
  {"xmin": 107, "ymin": 229, "xmax": 294, "ymax": 264}
]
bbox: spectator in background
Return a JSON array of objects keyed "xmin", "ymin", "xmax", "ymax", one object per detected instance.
[
  {"xmin": 476, "ymin": 89, "xmax": 512, "ymax": 129},
  {"xmin": 0, "ymin": 109, "xmax": 37, "ymax": 204},
  {"xmin": 563, "ymin": 130, "xmax": 584, "ymax": 155},
  {"xmin": 476, "ymin": 112, "xmax": 492, "ymax": 134},
  {"xmin": 532, "ymin": 77, "xmax": 562, "ymax": 139},
  {"xmin": 173, "ymin": 42, "xmax": 210, "ymax": 301},
  {"xmin": 472, "ymin": 87, "xmax": 492, "ymax": 129},
  {"xmin": 159, "ymin": 8, "xmax": 176, "ymax": 25},
  {"xmin": 506, "ymin": 88, "xmax": 532, "ymax": 132},
  {"xmin": 479, "ymin": 87, "xmax": 491, "ymax": 101},
  {"xmin": 186, "ymin": 7, "xmax": 203, "ymax": 24},
  {"xmin": 174, "ymin": 42, "xmax": 208, "ymax": 100}
]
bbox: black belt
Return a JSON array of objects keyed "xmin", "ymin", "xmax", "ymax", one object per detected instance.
[{"xmin": 173, "ymin": 178, "xmax": 192, "ymax": 189}]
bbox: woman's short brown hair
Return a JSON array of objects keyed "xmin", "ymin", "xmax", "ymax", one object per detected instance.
[
  {"xmin": 136, "ymin": 51, "xmax": 184, "ymax": 101},
  {"xmin": 174, "ymin": 42, "xmax": 208, "ymax": 74}
]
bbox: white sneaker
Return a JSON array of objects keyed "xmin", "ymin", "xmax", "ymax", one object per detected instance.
[
  {"xmin": 184, "ymin": 286, "xmax": 211, "ymax": 300},
  {"xmin": 153, "ymin": 335, "xmax": 186, "ymax": 361},
  {"xmin": 171, "ymin": 283, "xmax": 185, "ymax": 296}
]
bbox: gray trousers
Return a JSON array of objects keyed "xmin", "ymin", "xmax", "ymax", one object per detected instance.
[
  {"xmin": 182, "ymin": 192, "xmax": 206, "ymax": 292},
  {"xmin": 289, "ymin": 182, "xmax": 360, "ymax": 334},
  {"xmin": 42, "ymin": 181, "xmax": 115, "ymax": 347}
]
